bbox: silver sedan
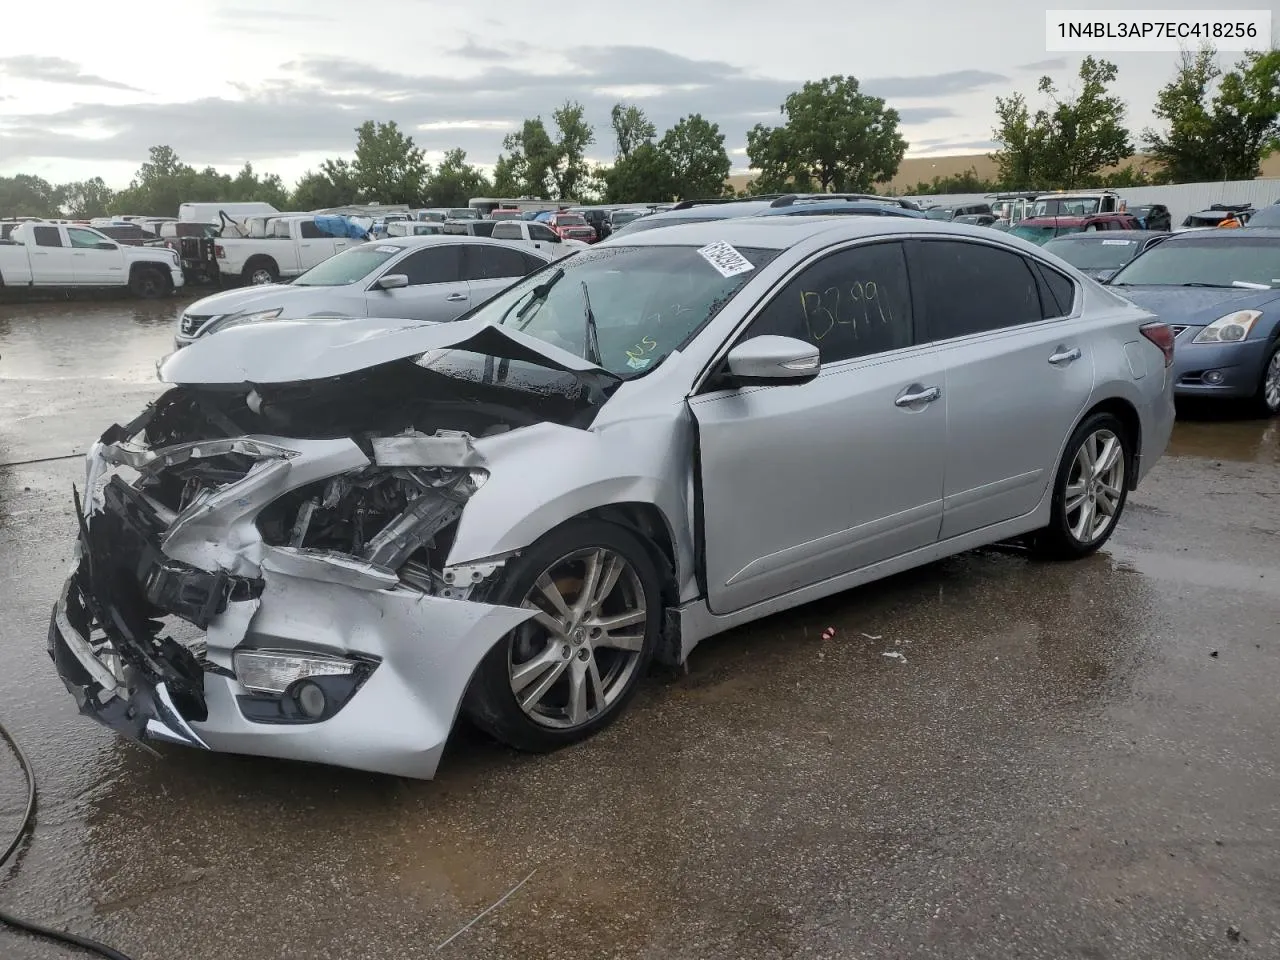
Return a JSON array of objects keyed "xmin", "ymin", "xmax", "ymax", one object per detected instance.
[{"xmin": 48, "ymin": 217, "xmax": 1175, "ymax": 778}]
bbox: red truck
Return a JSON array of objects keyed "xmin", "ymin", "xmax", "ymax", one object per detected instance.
[{"xmin": 1009, "ymin": 213, "xmax": 1142, "ymax": 245}]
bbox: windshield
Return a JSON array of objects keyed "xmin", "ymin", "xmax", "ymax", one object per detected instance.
[
  {"xmin": 461, "ymin": 243, "xmax": 780, "ymax": 378},
  {"xmin": 1011, "ymin": 224, "xmax": 1083, "ymax": 244},
  {"xmin": 1245, "ymin": 205, "xmax": 1280, "ymax": 227},
  {"xmin": 291, "ymin": 243, "xmax": 400, "ymax": 286},
  {"xmin": 491, "ymin": 210, "xmax": 522, "ymax": 221},
  {"xmin": 1109, "ymin": 236, "xmax": 1280, "ymax": 287},
  {"xmin": 555, "ymin": 215, "xmax": 589, "ymax": 227},
  {"xmin": 925, "ymin": 208, "xmax": 953, "ymax": 220},
  {"xmin": 1043, "ymin": 237, "xmax": 1143, "ymax": 270}
]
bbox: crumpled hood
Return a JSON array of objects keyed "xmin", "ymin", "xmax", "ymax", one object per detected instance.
[
  {"xmin": 182, "ymin": 283, "xmax": 340, "ymax": 319},
  {"xmin": 157, "ymin": 315, "xmax": 618, "ymax": 388},
  {"xmin": 1109, "ymin": 285, "xmax": 1280, "ymax": 326}
]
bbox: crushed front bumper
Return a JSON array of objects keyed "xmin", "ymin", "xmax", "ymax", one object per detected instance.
[{"xmin": 48, "ymin": 429, "xmax": 535, "ymax": 780}]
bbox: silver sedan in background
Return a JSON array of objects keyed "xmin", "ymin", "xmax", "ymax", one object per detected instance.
[{"xmin": 49, "ymin": 217, "xmax": 1175, "ymax": 779}]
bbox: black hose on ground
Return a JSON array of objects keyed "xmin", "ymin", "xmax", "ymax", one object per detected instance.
[{"xmin": 0, "ymin": 716, "xmax": 137, "ymax": 959}]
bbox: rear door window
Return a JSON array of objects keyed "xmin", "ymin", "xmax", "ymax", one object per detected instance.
[
  {"xmin": 491, "ymin": 222, "xmax": 522, "ymax": 241},
  {"xmin": 395, "ymin": 246, "xmax": 462, "ymax": 285},
  {"xmin": 464, "ymin": 244, "xmax": 534, "ymax": 281},
  {"xmin": 32, "ymin": 226, "xmax": 62, "ymax": 247},
  {"xmin": 914, "ymin": 240, "xmax": 1044, "ymax": 338}
]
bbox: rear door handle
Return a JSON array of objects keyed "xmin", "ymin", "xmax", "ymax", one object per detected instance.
[
  {"xmin": 445, "ymin": 293, "xmax": 467, "ymax": 302},
  {"xmin": 895, "ymin": 385, "xmax": 941, "ymax": 407},
  {"xmin": 1049, "ymin": 346, "xmax": 1082, "ymax": 365}
]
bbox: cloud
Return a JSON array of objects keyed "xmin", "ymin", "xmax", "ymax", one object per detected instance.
[
  {"xmin": 450, "ymin": 38, "xmax": 523, "ymax": 60},
  {"xmin": 914, "ymin": 138, "xmax": 1001, "ymax": 153},
  {"xmin": 217, "ymin": 6, "xmax": 337, "ymax": 23},
  {"xmin": 864, "ymin": 70, "xmax": 1007, "ymax": 98},
  {"xmin": 0, "ymin": 49, "xmax": 979, "ymax": 172},
  {"xmin": 1018, "ymin": 58, "xmax": 1068, "ymax": 72},
  {"xmin": 0, "ymin": 55, "xmax": 141, "ymax": 92}
]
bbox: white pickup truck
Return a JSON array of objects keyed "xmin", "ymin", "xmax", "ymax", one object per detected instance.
[
  {"xmin": 0, "ymin": 222, "xmax": 185, "ymax": 297},
  {"xmin": 213, "ymin": 215, "xmax": 361, "ymax": 286},
  {"xmin": 487, "ymin": 219, "xmax": 589, "ymax": 260}
]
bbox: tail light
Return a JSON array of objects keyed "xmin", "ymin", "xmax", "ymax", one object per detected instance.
[
  {"xmin": 1140, "ymin": 321, "xmax": 1175, "ymax": 367},
  {"xmin": 214, "ymin": 243, "xmax": 225, "ymax": 259}
]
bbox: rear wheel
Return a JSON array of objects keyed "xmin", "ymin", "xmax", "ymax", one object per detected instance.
[
  {"xmin": 129, "ymin": 267, "xmax": 170, "ymax": 299},
  {"xmin": 463, "ymin": 520, "xmax": 661, "ymax": 753},
  {"xmin": 1253, "ymin": 342, "xmax": 1280, "ymax": 417},
  {"xmin": 243, "ymin": 259, "xmax": 279, "ymax": 285},
  {"xmin": 1030, "ymin": 412, "xmax": 1131, "ymax": 560}
]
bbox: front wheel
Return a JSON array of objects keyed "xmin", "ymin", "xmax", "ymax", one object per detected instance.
[
  {"xmin": 243, "ymin": 260, "xmax": 279, "ymax": 285},
  {"xmin": 1030, "ymin": 412, "xmax": 1131, "ymax": 561},
  {"xmin": 129, "ymin": 268, "xmax": 170, "ymax": 299},
  {"xmin": 1253, "ymin": 343, "xmax": 1280, "ymax": 417},
  {"xmin": 463, "ymin": 520, "xmax": 661, "ymax": 753}
]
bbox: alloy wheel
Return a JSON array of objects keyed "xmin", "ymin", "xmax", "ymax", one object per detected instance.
[
  {"xmin": 1265, "ymin": 350, "xmax": 1280, "ymax": 413},
  {"xmin": 1064, "ymin": 428, "xmax": 1125, "ymax": 544},
  {"xmin": 509, "ymin": 547, "xmax": 647, "ymax": 730}
]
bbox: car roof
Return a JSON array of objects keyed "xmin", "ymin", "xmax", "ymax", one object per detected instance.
[
  {"xmin": 1043, "ymin": 230, "xmax": 1169, "ymax": 243},
  {"xmin": 1161, "ymin": 226, "xmax": 1280, "ymax": 241},
  {"xmin": 367, "ymin": 234, "xmax": 536, "ymax": 249},
  {"xmin": 602, "ymin": 214, "xmax": 1028, "ymax": 250}
]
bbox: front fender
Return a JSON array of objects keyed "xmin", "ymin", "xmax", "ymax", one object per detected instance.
[{"xmin": 445, "ymin": 418, "xmax": 695, "ymax": 592}]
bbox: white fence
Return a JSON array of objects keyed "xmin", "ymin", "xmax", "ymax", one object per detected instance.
[{"xmin": 907, "ymin": 178, "xmax": 1280, "ymax": 227}]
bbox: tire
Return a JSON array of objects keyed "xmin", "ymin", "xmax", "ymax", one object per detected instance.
[
  {"xmin": 129, "ymin": 267, "xmax": 170, "ymax": 299},
  {"xmin": 1253, "ymin": 342, "xmax": 1280, "ymax": 417},
  {"xmin": 1029, "ymin": 411, "xmax": 1132, "ymax": 561},
  {"xmin": 243, "ymin": 259, "xmax": 279, "ymax": 285},
  {"xmin": 462, "ymin": 519, "xmax": 662, "ymax": 753}
]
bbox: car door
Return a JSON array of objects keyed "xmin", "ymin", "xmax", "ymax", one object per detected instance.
[
  {"xmin": 461, "ymin": 243, "xmax": 547, "ymax": 308},
  {"xmin": 67, "ymin": 227, "xmax": 125, "ymax": 284},
  {"xmin": 296, "ymin": 220, "xmax": 342, "ymax": 270},
  {"xmin": 689, "ymin": 240, "xmax": 946, "ymax": 615},
  {"xmin": 367, "ymin": 244, "xmax": 467, "ymax": 321},
  {"xmin": 27, "ymin": 225, "xmax": 74, "ymax": 284},
  {"xmin": 908, "ymin": 238, "xmax": 1095, "ymax": 539},
  {"xmin": 528, "ymin": 222, "xmax": 567, "ymax": 258}
]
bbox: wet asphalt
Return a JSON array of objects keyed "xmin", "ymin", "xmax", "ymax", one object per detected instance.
[{"xmin": 0, "ymin": 295, "xmax": 1278, "ymax": 960}]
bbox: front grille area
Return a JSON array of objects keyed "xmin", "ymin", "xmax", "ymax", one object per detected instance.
[{"xmin": 180, "ymin": 314, "xmax": 212, "ymax": 336}]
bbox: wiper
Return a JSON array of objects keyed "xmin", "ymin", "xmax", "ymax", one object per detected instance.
[
  {"xmin": 497, "ymin": 267, "xmax": 564, "ymax": 328},
  {"xmin": 1181, "ymin": 282, "xmax": 1233, "ymax": 288},
  {"xmin": 581, "ymin": 280, "xmax": 603, "ymax": 367}
]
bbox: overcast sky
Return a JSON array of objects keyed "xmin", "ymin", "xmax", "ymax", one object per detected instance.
[{"xmin": 1, "ymin": 0, "xmax": 1272, "ymax": 188}]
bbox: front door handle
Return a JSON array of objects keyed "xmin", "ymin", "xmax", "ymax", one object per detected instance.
[
  {"xmin": 1049, "ymin": 346, "xmax": 1082, "ymax": 365},
  {"xmin": 895, "ymin": 385, "xmax": 941, "ymax": 407},
  {"xmin": 445, "ymin": 293, "xmax": 467, "ymax": 302}
]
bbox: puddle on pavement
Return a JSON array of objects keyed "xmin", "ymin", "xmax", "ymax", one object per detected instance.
[
  {"xmin": 0, "ymin": 296, "xmax": 199, "ymax": 384},
  {"xmin": 1166, "ymin": 415, "xmax": 1280, "ymax": 465}
]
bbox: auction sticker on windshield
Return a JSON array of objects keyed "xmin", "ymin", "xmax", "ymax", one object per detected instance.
[
  {"xmin": 376, "ymin": 245, "xmax": 399, "ymax": 253},
  {"xmin": 698, "ymin": 241, "xmax": 755, "ymax": 278},
  {"xmin": 1102, "ymin": 239, "xmax": 1134, "ymax": 245}
]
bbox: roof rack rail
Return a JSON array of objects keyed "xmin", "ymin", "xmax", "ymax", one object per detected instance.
[
  {"xmin": 668, "ymin": 195, "xmax": 786, "ymax": 211},
  {"xmin": 769, "ymin": 193, "xmax": 913, "ymax": 209},
  {"xmin": 1209, "ymin": 202, "xmax": 1253, "ymax": 212}
]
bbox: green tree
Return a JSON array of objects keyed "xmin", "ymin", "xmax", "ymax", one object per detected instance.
[
  {"xmin": 746, "ymin": 76, "xmax": 907, "ymax": 193},
  {"xmin": 1142, "ymin": 47, "xmax": 1222, "ymax": 182},
  {"xmin": 425, "ymin": 148, "xmax": 492, "ymax": 207},
  {"xmin": 228, "ymin": 162, "xmax": 291, "ymax": 208},
  {"xmin": 610, "ymin": 102, "xmax": 657, "ymax": 159},
  {"xmin": 495, "ymin": 118, "xmax": 558, "ymax": 197},
  {"xmin": 0, "ymin": 174, "xmax": 63, "ymax": 217},
  {"xmin": 59, "ymin": 177, "xmax": 114, "ymax": 218},
  {"xmin": 292, "ymin": 158, "xmax": 360, "ymax": 210},
  {"xmin": 901, "ymin": 167, "xmax": 999, "ymax": 196},
  {"xmin": 352, "ymin": 120, "xmax": 429, "ymax": 204},
  {"xmin": 1146, "ymin": 46, "xmax": 1280, "ymax": 182},
  {"xmin": 597, "ymin": 142, "xmax": 674, "ymax": 203},
  {"xmin": 993, "ymin": 57, "xmax": 1132, "ymax": 190},
  {"xmin": 113, "ymin": 145, "xmax": 199, "ymax": 216},
  {"xmin": 659, "ymin": 113, "xmax": 731, "ymax": 199},
  {"xmin": 550, "ymin": 100, "xmax": 595, "ymax": 200}
]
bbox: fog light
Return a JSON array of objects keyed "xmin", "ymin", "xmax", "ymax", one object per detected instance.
[
  {"xmin": 1203, "ymin": 369, "xmax": 1226, "ymax": 385},
  {"xmin": 294, "ymin": 680, "xmax": 327, "ymax": 719},
  {"xmin": 233, "ymin": 649, "xmax": 356, "ymax": 695}
]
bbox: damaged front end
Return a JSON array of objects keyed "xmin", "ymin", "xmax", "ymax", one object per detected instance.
[{"xmin": 46, "ymin": 365, "xmax": 576, "ymax": 778}]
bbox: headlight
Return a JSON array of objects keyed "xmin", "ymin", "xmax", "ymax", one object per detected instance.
[
  {"xmin": 205, "ymin": 308, "xmax": 284, "ymax": 335},
  {"xmin": 1193, "ymin": 310, "xmax": 1262, "ymax": 344}
]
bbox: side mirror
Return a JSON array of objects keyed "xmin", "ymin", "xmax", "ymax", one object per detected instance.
[
  {"xmin": 95, "ymin": 242, "xmax": 117, "ymax": 250},
  {"xmin": 725, "ymin": 335, "xmax": 820, "ymax": 386},
  {"xmin": 373, "ymin": 273, "xmax": 409, "ymax": 290}
]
